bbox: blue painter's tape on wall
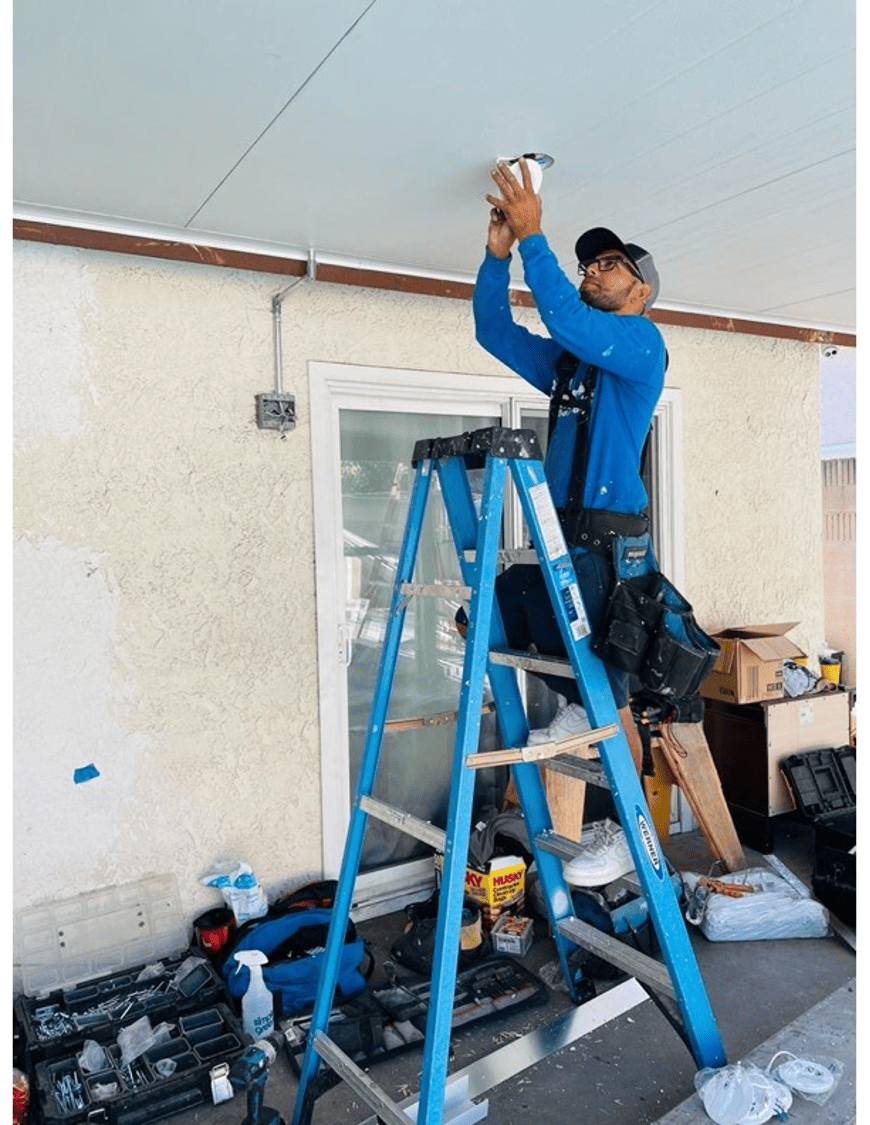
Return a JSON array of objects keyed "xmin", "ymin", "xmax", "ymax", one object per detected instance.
[{"xmin": 73, "ymin": 763, "xmax": 100, "ymax": 784}]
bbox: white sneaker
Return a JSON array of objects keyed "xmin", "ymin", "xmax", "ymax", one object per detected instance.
[
  {"xmin": 562, "ymin": 819, "xmax": 635, "ymax": 887},
  {"xmin": 526, "ymin": 702, "xmax": 591, "ymax": 746}
]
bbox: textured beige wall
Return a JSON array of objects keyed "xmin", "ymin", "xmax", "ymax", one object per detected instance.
[
  {"xmin": 671, "ymin": 326, "xmax": 824, "ymax": 658},
  {"xmin": 13, "ymin": 240, "xmax": 824, "ymax": 936}
]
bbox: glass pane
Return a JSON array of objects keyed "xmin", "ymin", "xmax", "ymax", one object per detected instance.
[{"xmin": 340, "ymin": 409, "xmax": 501, "ymax": 872}]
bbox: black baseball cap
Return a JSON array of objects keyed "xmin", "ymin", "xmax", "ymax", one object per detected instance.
[{"xmin": 574, "ymin": 227, "xmax": 660, "ymax": 308}]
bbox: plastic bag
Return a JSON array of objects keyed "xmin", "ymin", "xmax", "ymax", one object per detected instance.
[
  {"xmin": 683, "ymin": 868, "xmax": 829, "ymax": 941},
  {"xmin": 694, "ymin": 1062, "xmax": 792, "ymax": 1123},
  {"xmin": 77, "ymin": 1039, "xmax": 109, "ymax": 1074},
  {"xmin": 201, "ymin": 860, "xmax": 269, "ymax": 925},
  {"xmin": 117, "ymin": 1016, "xmax": 175, "ymax": 1071},
  {"xmin": 765, "ymin": 1050, "xmax": 844, "ymax": 1106}
]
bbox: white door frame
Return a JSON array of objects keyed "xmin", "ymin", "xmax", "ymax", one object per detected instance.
[{"xmin": 309, "ymin": 361, "xmax": 685, "ymax": 913}]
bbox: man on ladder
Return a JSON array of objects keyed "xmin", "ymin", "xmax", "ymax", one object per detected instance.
[{"xmin": 464, "ymin": 155, "xmax": 665, "ymax": 884}]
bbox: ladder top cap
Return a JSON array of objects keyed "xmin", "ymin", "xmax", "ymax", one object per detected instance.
[{"xmin": 411, "ymin": 426, "xmax": 543, "ymax": 467}]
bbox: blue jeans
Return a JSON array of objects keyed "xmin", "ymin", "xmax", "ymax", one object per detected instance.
[{"xmin": 494, "ymin": 550, "xmax": 629, "ymax": 708}]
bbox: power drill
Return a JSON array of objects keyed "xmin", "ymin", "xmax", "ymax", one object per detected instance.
[{"xmin": 228, "ymin": 1031, "xmax": 286, "ymax": 1125}]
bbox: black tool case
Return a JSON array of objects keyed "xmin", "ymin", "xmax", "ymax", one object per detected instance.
[
  {"xmin": 781, "ymin": 744, "xmax": 856, "ymax": 928},
  {"xmin": 31, "ymin": 1002, "xmax": 245, "ymax": 1125},
  {"xmin": 13, "ymin": 876, "xmax": 246, "ymax": 1124},
  {"xmin": 14, "ymin": 951, "xmax": 229, "ymax": 1069}
]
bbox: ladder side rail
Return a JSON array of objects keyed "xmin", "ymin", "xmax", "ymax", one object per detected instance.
[
  {"xmin": 414, "ymin": 453, "xmax": 510, "ymax": 1125},
  {"xmin": 435, "ymin": 455, "xmax": 530, "ymax": 748},
  {"xmin": 510, "ymin": 458, "xmax": 726, "ymax": 1070},
  {"xmin": 435, "ymin": 456, "xmax": 581, "ymax": 1001},
  {"xmin": 291, "ymin": 459, "xmax": 436, "ymax": 1125}
]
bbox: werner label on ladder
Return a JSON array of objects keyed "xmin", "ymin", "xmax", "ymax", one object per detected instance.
[{"xmin": 292, "ymin": 428, "xmax": 725, "ymax": 1125}]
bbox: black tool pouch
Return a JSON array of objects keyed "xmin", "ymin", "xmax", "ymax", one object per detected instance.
[{"xmin": 592, "ymin": 535, "xmax": 720, "ymax": 701}]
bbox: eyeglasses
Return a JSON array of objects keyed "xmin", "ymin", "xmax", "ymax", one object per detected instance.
[{"xmin": 578, "ymin": 255, "xmax": 643, "ymax": 282}]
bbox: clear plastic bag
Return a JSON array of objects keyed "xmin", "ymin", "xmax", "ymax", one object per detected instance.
[
  {"xmin": 200, "ymin": 860, "xmax": 269, "ymax": 925},
  {"xmin": 765, "ymin": 1051, "xmax": 844, "ymax": 1106},
  {"xmin": 694, "ymin": 1062, "xmax": 792, "ymax": 1124},
  {"xmin": 77, "ymin": 1039, "xmax": 109, "ymax": 1074},
  {"xmin": 117, "ymin": 1016, "xmax": 175, "ymax": 1071},
  {"xmin": 683, "ymin": 868, "xmax": 829, "ymax": 941}
]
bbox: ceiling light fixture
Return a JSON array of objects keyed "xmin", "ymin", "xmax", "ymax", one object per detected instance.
[{"xmin": 496, "ymin": 152, "xmax": 554, "ymax": 193}]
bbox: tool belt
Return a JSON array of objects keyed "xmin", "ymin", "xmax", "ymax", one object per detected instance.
[
  {"xmin": 592, "ymin": 534, "xmax": 720, "ymax": 701},
  {"xmin": 558, "ymin": 507, "xmax": 649, "ymax": 554}
]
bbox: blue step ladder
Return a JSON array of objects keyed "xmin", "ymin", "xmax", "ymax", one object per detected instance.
[{"xmin": 292, "ymin": 427, "xmax": 725, "ymax": 1125}]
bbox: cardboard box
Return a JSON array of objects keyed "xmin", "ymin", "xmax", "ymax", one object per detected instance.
[
  {"xmin": 491, "ymin": 914, "xmax": 533, "ymax": 956},
  {"xmin": 435, "ymin": 854, "xmax": 526, "ymax": 928},
  {"xmin": 701, "ymin": 622, "xmax": 805, "ymax": 704}
]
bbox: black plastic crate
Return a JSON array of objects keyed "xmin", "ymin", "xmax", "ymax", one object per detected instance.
[
  {"xmin": 781, "ymin": 745, "xmax": 856, "ymax": 928},
  {"xmin": 15, "ymin": 951, "xmax": 227, "ymax": 1068},
  {"xmin": 32, "ymin": 1004, "xmax": 244, "ymax": 1125}
]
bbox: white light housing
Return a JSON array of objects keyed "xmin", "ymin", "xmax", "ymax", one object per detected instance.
[{"xmin": 496, "ymin": 152, "xmax": 554, "ymax": 193}]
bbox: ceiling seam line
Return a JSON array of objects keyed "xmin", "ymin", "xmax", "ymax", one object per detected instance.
[
  {"xmin": 638, "ymin": 148, "xmax": 855, "ymax": 235},
  {"xmin": 184, "ymin": 0, "xmax": 380, "ymax": 227}
]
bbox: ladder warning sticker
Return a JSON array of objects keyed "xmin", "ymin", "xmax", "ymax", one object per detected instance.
[
  {"xmin": 559, "ymin": 581, "xmax": 590, "ymax": 641},
  {"xmin": 529, "ymin": 482, "xmax": 568, "ymax": 560},
  {"xmin": 635, "ymin": 805, "xmax": 664, "ymax": 880}
]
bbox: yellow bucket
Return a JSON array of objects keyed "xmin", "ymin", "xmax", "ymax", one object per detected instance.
[
  {"xmin": 792, "ymin": 656, "xmax": 808, "ymax": 666},
  {"xmin": 819, "ymin": 657, "xmax": 842, "ymax": 685}
]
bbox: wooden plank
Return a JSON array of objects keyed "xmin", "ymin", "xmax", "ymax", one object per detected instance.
[
  {"xmin": 657, "ymin": 722, "xmax": 747, "ymax": 873},
  {"xmin": 643, "ymin": 736, "xmax": 677, "ymax": 842},
  {"xmin": 384, "ymin": 701, "xmax": 495, "ymax": 732},
  {"xmin": 465, "ymin": 724, "xmax": 617, "ymax": 769}
]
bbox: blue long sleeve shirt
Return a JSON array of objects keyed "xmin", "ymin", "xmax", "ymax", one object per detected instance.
[{"xmin": 473, "ymin": 233, "xmax": 666, "ymax": 514}]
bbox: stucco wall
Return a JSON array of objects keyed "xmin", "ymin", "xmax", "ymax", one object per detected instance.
[{"xmin": 13, "ymin": 240, "xmax": 824, "ymax": 943}]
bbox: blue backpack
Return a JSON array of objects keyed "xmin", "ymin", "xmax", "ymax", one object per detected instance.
[{"xmin": 222, "ymin": 906, "xmax": 368, "ymax": 1018}]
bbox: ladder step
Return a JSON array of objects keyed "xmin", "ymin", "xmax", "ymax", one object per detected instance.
[
  {"xmin": 535, "ymin": 830, "xmax": 589, "ymax": 862},
  {"xmin": 359, "ymin": 796, "xmax": 446, "ymax": 851},
  {"xmin": 400, "ymin": 581, "xmax": 472, "ymax": 599},
  {"xmin": 489, "ymin": 647, "xmax": 574, "ymax": 678},
  {"xmin": 465, "ymin": 724, "xmax": 617, "ymax": 769},
  {"xmin": 540, "ymin": 753, "xmax": 611, "ymax": 789},
  {"xmin": 557, "ymin": 916, "xmax": 677, "ymax": 1000},
  {"xmin": 385, "ymin": 702, "xmax": 495, "ymax": 732},
  {"xmin": 312, "ymin": 1032, "xmax": 411, "ymax": 1125}
]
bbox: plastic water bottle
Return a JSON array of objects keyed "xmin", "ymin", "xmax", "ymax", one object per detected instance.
[{"xmin": 234, "ymin": 950, "xmax": 274, "ymax": 1040}]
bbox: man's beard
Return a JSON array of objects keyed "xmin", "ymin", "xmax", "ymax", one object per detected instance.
[{"xmin": 580, "ymin": 283, "xmax": 621, "ymax": 311}]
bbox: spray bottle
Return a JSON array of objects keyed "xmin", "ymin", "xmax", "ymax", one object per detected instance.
[{"xmin": 233, "ymin": 950, "xmax": 274, "ymax": 1040}]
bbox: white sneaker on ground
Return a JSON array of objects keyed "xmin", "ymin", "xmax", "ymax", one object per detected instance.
[
  {"xmin": 562, "ymin": 819, "xmax": 635, "ymax": 887},
  {"xmin": 526, "ymin": 702, "xmax": 592, "ymax": 746}
]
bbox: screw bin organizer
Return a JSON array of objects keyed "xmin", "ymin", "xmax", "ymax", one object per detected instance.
[
  {"xmin": 292, "ymin": 427, "xmax": 725, "ymax": 1125},
  {"xmin": 32, "ymin": 1004, "xmax": 245, "ymax": 1125},
  {"xmin": 13, "ymin": 875, "xmax": 247, "ymax": 1124}
]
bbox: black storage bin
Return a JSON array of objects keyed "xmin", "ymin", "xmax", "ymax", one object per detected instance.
[
  {"xmin": 15, "ymin": 955, "xmax": 245, "ymax": 1125},
  {"xmin": 14, "ymin": 951, "xmax": 227, "ymax": 1069},
  {"xmin": 31, "ymin": 1003, "xmax": 244, "ymax": 1125},
  {"xmin": 781, "ymin": 745, "xmax": 856, "ymax": 928}
]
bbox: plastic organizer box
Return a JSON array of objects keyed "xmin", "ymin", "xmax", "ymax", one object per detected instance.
[{"xmin": 33, "ymin": 1004, "xmax": 244, "ymax": 1125}]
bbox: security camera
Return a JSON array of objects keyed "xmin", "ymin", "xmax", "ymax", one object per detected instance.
[{"xmin": 822, "ymin": 345, "xmax": 838, "ymax": 358}]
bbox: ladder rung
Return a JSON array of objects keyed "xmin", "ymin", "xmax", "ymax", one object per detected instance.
[
  {"xmin": 312, "ymin": 1031, "xmax": 411, "ymax": 1125},
  {"xmin": 557, "ymin": 916, "xmax": 677, "ymax": 1000},
  {"xmin": 489, "ymin": 647, "xmax": 574, "ymax": 678},
  {"xmin": 540, "ymin": 753, "xmax": 611, "ymax": 789},
  {"xmin": 463, "ymin": 547, "xmax": 539, "ymax": 566},
  {"xmin": 464, "ymin": 723, "xmax": 617, "ymax": 769},
  {"xmin": 535, "ymin": 830, "xmax": 587, "ymax": 862},
  {"xmin": 359, "ymin": 796, "xmax": 446, "ymax": 851},
  {"xmin": 385, "ymin": 701, "xmax": 495, "ymax": 732},
  {"xmin": 400, "ymin": 581, "xmax": 472, "ymax": 599}
]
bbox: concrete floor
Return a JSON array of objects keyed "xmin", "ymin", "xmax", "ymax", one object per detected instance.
[{"xmin": 171, "ymin": 813, "xmax": 856, "ymax": 1125}]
